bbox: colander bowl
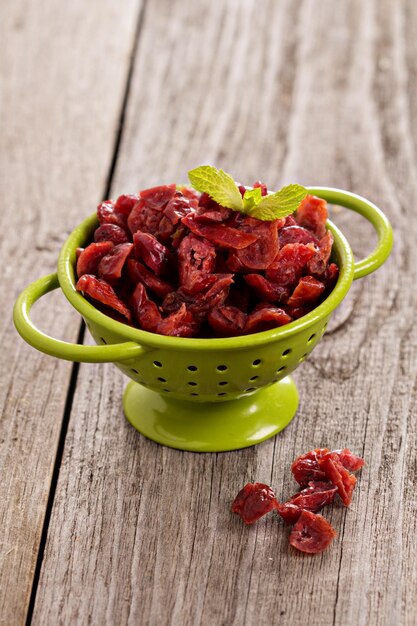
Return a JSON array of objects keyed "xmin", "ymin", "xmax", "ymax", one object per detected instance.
[{"xmin": 14, "ymin": 188, "xmax": 392, "ymax": 451}]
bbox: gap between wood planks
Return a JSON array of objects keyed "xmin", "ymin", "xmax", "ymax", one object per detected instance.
[{"xmin": 24, "ymin": 2, "xmax": 149, "ymax": 624}]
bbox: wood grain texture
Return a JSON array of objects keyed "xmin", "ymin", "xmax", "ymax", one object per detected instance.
[
  {"xmin": 29, "ymin": 0, "xmax": 417, "ymax": 624},
  {"xmin": 0, "ymin": 1, "xmax": 141, "ymax": 624}
]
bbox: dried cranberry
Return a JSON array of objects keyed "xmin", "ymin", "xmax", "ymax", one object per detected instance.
[
  {"xmin": 76, "ymin": 274, "xmax": 131, "ymax": 321},
  {"xmin": 292, "ymin": 448, "xmax": 364, "ymax": 489},
  {"xmin": 157, "ymin": 304, "xmax": 199, "ymax": 338},
  {"xmin": 283, "ymin": 304, "xmax": 314, "ymax": 319},
  {"xmin": 318, "ymin": 454, "xmax": 357, "ymax": 506},
  {"xmin": 178, "ymin": 186, "xmax": 200, "ymax": 205},
  {"xmin": 323, "ymin": 263, "xmax": 339, "ymax": 293},
  {"xmin": 275, "ymin": 503, "xmax": 302, "ymax": 525},
  {"xmin": 252, "ymin": 180, "xmax": 268, "ymax": 196},
  {"xmin": 207, "ymin": 306, "xmax": 247, "ymax": 336},
  {"xmin": 284, "ymin": 215, "xmax": 297, "ymax": 227},
  {"xmin": 308, "ymin": 231, "xmax": 334, "ymax": 276},
  {"xmin": 276, "ymin": 481, "xmax": 338, "ymax": 524},
  {"xmin": 97, "ymin": 201, "xmax": 127, "ymax": 229},
  {"xmin": 295, "ymin": 195, "xmax": 328, "ymax": 239},
  {"xmin": 333, "ymin": 448, "xmax": 365, "ymax": 472},
  {"xmin": 188, "ymin": 274, "xmax": 234, "ymax": 316},
  {"xmin": 279, "ymin": 225, "xmax": 319, "ymax": 247},
  {"xmin": 231, "ymin": 483, "xmax": 278, "ymax": 525},
  {"xmin": 128, "ymin": 198, "xmax": 164, "ymax": 236},
  {"xmin": 127, "ymin": 259, "xmax": 172, "ymax": 299},
  {"xmin": 177, "ymin": 234, "xmax": 216, "ymax": 293},
  {"xmin": 198, "ymin": 192, "xmax": 217, "ymax": 208},
  {"xmin": 287, "ymin": 276, "xmax": 325, "ymax": 307},
  {"xmin": 244, "ymin": 306, "xmax": 292, "ymax": 334},
  {"xmin": 244, "ymin": 274, "xmax": 290, "ymax": 304},
  {"xmin": 159, "ymin": 195, "xmax": 196, "ymax": 240},
  {"xmin": 182, "ymin": 217, "xmax": 258, "ymax": 250},
  {"xmin": 291, "ymin": 448, "xmax": 330, "ymax": 486},
  {"xmin": 236, "ymin": 218, "xmax": 279, "ymax": 270},
  {"xmin": 98, "ymin": 243, "xmax": 134, "ymax": 283},
  {"xmin": 134, "ymin": 231, "xmax": 173, "ymax": 277},
  {"xmin": 226, "ymin": 252, "xmax": 248, "ymax": 274},
  {"xmin": 114, "ymin": 194, "xmax": 140, "ymax": 216},
  {"xmin": 289, "ymin": 511, "xmax": 337, "ymax": 554},
  {"xmin": 76, "ymin": 242, "xmax": 114, "ymax": 278},
  {"xmin": 195, "ymin": 202, "xmax": 233, "ymax": 223},
  {"xmin": 127, "ymin": 199, "xmax": 153, "ymax": 235},
  {"xmin": 131, "ymin": 282, "xmax": 162, "ymax": 332},
  {"xmin": 140, "ymin": 184, "xmax": 176, "ymax": 209},
  {"xmin": 94, "ymin": 224, "xmax": 130, "ymax": 245},
  {"xmin": 266, "ymin": 243, "xmax": 316, "ymax": 287}
]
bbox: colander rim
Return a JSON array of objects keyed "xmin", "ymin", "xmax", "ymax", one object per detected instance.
[{"xmin": 57, "ymin": 208, "xmax": 354, "ymax": 352}]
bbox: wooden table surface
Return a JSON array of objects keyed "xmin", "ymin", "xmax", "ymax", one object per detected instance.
[{"xmin": 2, "ymin": 1, "xmax": 416, "ymax": 624}]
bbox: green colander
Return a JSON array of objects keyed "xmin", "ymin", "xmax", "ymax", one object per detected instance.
[{"xmin": 13, "ymin": 188, "xmax": 392, "ymax": 452}]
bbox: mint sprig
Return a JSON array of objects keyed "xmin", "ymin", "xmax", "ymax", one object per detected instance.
[
  {"xmin": 187, "ymin": 165, "xmax": 307, "ymax": 221},
  {"xmin": 188, "ymin": 166, "xmax": 243, "ymax": 211},
  {"xmin": 246, "ymin": 184, "xmax": 308, "ymax": 221}
]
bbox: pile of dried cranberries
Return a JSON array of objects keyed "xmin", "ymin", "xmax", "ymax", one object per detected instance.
[
  {"xmin": 75, "ymin": 182, "xmax": 339, "ymax": 337},
  {"xmin": 232, "ymin": 447, "xmax": 364, "ymax": 554}
]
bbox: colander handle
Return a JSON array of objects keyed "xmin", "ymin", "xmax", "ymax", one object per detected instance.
[
  {"xmin": 13, "ymin": 273, "xmax": 148, "ymax": 363},
  {"xmin": 307, "ymin": 187, "xmax": 393, "ymax": 280}
]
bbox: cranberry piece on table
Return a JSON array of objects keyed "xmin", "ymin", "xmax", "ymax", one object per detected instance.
[
  {"xmin": 291, "ymin": 448, "xmax": 330, "ymax": 486},
  {"xmin": 231, "ymin": 482, "xmax": 278, "ymax": 525},
  {"xmin": 318, "ymin": 453, "xmax": 357, "ymax": 506},
  {"xmin": 276, "ymin": 480, "xmax": 338, "ymax": 525},
  {"xmin": 291, "ymin": 447, "xmax": 364, "ymax": 488},
  {"xmin": 289, "ymin": 510, "xmax": 337, "ymax": 554}
]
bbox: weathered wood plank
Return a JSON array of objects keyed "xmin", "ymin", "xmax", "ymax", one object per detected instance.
[
  {"xmin": 0, "ymin": 1, "xmax": 141, "ymax": 624},
  {"xmin": 32, "ymin": 0, "xmax": 416, "ymax": 624}
]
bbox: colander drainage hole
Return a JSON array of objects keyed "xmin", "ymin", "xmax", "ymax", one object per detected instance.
[
  {"xmin": 252, "ymin": 359, "xmax": 262, "ymax": 366},
  {"xmin": 190, "ymin": 392, "xmax": 199, "ymax": 396},
  {"xmin": 217, "ymin": 392, "xmax": 228, "ymax": 396},
  {"xmin": 153, "ymin": 361, "xmax": 163, "ymax": 368},
  {"xmin": 187, "ymin": 365, "xmax": 198, "ymax": 372},
  {"xmin": 100, "ymin": 337, "xmax": 107, "ymax": 344},
  {"xmin": 301, "ymin": 353, "xmax": 308, "ymax": 360},
  {"xmin": 130, "ymin": 368, "xmax": 139, "ymax": 374},
  {"xmin": 157, "ymin": 377, "xmax": 167, "ymax": 383},
  {"xmin": 163, "ymin": 389, "xmax": 171, "ymax": 393},
  {"xmin": 245, "ymin": 387, "xmax": 257, "ymax": 392},
  {"xmin": 187, "ymin": 381, "xmax": 197, "ymax": 386},
  {"xmin": 277, "ymin": 366, "xmax": 286, "ymax": 373},
  {"xmin": 282, "ymin": 349, "xmax": 292, "ymax": 357},
  {"xmin": 249, "ymin": 376, "xmax": 259, "ymax": 382},
  {"xmin": 216, "ymin": 365, "xmax": 228, "ymax": 372},
  {"xmin": 308, "ymin": 333, "xmax": 316, "ymax": 343},
  {"xmin": 218, "ymin": 381, "xmax": 228, "ymax": 386}
]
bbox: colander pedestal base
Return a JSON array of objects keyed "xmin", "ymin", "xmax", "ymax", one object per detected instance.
[{"xmin": 123, "ymin": 376, "xmax": 298, "ymax": 452}]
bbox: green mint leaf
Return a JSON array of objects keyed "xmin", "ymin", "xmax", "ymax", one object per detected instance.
[
  {"xmin": 242, "ymin": 187, "xmax": 262, "ymax": 212},
  {"xmin": 188, "ymin": 165, "xmax": 243, "ymax": 211},
  {"xmin": 247, "ymin": 184, "xmax": 308, "ymax": 221}
]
